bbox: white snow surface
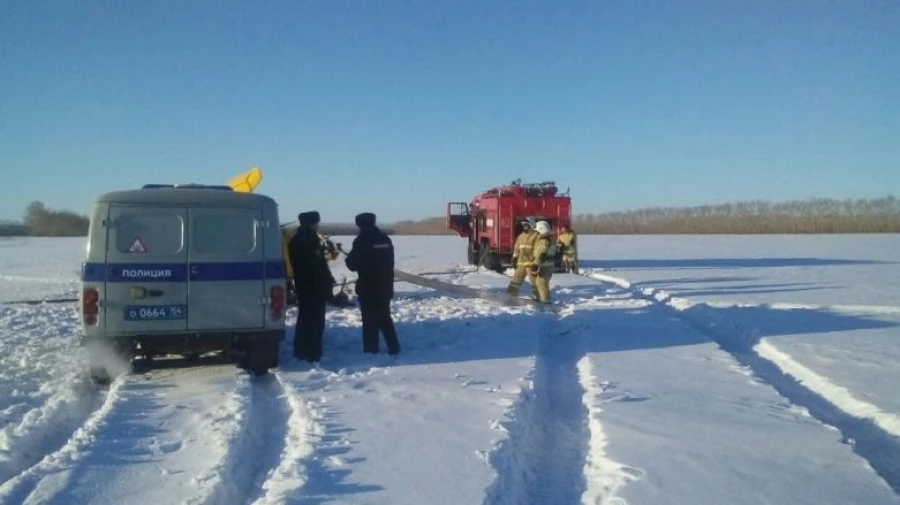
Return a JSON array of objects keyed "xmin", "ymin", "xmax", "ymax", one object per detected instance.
[{"xmin": 0, "ymin": 234, "xmax": 898, "ymax": 504}]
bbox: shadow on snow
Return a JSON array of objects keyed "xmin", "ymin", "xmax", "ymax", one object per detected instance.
[
  {"xmin": 67, "ymin": 266, "xmax": 895, "ymax": 503},
  {"xmin": 580, "ymin": 257, "xmax": 893, "ymax": 271},
  {"xmin": 279, "ymin": 274, "xmax": 896, "ymax": 502}
]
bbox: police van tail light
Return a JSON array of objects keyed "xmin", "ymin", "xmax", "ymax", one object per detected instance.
[
  {"xmin": 82, "ymin": 287, "xmax": 99, "ymax": 325},
  {"xmin": 270, "ymin": 286, "xmax": 285, "ymax": 320}
]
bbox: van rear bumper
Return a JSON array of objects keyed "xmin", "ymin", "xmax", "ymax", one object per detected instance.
[{"xmin": 81, "ymin": 329, "xmax": 284, "ymax": 356}]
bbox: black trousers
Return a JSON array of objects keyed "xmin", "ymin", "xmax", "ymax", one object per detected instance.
[
  {"xmin": 359, "ymin": 297, "xmax": 400, "ymax": 355},
  {"xmin": 295, "ymin": 297, "xmax": 327, "ymax": 361}
]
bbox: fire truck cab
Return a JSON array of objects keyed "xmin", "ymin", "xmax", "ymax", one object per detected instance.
[{"xmin": 447, "ymin": 180, "xmax": 572, "ymax": 273}]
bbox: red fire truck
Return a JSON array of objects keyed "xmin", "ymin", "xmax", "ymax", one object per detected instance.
[{"xmin": 446, "ymin": 180, "xmax": 572, "ymax": 273}]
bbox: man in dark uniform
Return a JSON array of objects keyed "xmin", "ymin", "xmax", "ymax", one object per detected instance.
[
  {"xmin": 288, "ymin": 211, "xmax": 335, "ymax": 362},
  {"xmin": 345, "ymin": 212, "xmax": 400, "ymax": 355}
]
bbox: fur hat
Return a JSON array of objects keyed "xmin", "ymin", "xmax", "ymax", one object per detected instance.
[
  {"xmin": 298, "ymin": 211, "xmax": 320, "ymax": 226},
  {"xmin": 355, "ymin": 212, "xmax": 376, "ymax": 227}
]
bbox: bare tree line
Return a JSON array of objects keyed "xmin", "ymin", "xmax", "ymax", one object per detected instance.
[
  {"xmin": 0, "ymin": 222, "xmax": 30, "ymax": 237},
  {"xmin": 391, "ymin": 196, "xmax": 900, "ymax": 235},
  {"xmin": 392, "ymin": 217, "xmax": 447, "ymax": 235},
  {"xmin": 576, "ymin": 196, "xmax": 900, "ymax": 234},
  {"xmin": 1, "ymin": 203, "xmax": 395, "ymax": 238},
  {"xmin": 4, "ymin": 196, "xmax": 898, "ymax": 237},
  {"xmin": 3, "ymin": 201, "xmax": 91, "ymax": 237},
  {"xmin": 315, "ymin": 224, "xmax": 395, "ymax": 236}
]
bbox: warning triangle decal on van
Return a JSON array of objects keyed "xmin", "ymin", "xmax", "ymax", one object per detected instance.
[{"xmin": 127, "ymin": 236, "xmax": 148, "ymax": 253}]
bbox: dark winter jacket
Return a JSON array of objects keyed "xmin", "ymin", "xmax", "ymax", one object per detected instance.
[
  {"xmin": 289, "ymin": 227, "xmax": 335, "ymax": 300},
  {"xmin": 345, "ymin": 226, "xmax": 394, "ymax": 300}
]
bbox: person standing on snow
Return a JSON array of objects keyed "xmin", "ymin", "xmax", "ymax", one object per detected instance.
[
  {"xmin": 288, "ymin": 211, "xmax": 336, "ymax": 363},
  {"xmin": 506, "ymin": 217, "xmax": 539, "ymax": 299},
  {"xmin": 345, "ymin": 212, "xmax": 401, "ymax": 356},
  {"xmin": 557, "ymin": 224, "xmax": 578, "ymax": 273},
  {"xmin": 529, "ymin": 220, "xmax": 557, "ymax": 303}
]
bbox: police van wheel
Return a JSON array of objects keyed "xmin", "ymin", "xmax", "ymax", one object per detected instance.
[
  {"xmin": 89, "ymin": 366, "xmax": 111, "ymax": 385},
  {"xmin": 487, "ymin": 254, "xmax": 504, "ymax": 274},
  {"xmin": 84, "ymin": 338, "xmax": 133, "ymax": 384},
  {"xmin": 247, "ymin": 338, "xmax": 280, "ymax": 376}
]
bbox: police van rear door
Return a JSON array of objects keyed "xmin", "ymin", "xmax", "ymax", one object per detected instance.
[
  {"xmin": 186, "ymin": 207, "xmax": 265, "ymax": 330},
  {"xmin": 104, "ymin": 205, "xmax": 189, "ymax": 334}
]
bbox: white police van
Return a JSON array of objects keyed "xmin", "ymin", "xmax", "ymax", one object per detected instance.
[{"xmin": 79, "ymin": 184, "xmax": 286, "ymax": 380}]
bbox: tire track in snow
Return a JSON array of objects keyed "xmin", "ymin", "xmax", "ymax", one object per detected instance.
[
  {"xmin": 12, "ymin": 362, "xmax": 296, "ymax": 505},
  {"xmin": 704, "ymin": 300, "xmax": 900, "ymax": 316},
  {"xmin": 0, "ymin": 378, "xmax": 105, "ymax": 487},
  {"xmin": 0, "ymin": 304, "xmax": 99, "ymax": 472},
  {"xmin": 576, "ymin": 356, "xmax": 645, "ymax": 505},
  {"xmin": 586, "ymin": 269, "xmax": 900, "ymax": 496},
  {"xmin": 0, "ymin": 376, "xmax": 125, "ymax": 505},
  {"xmin": 251, "ymin": 370, "xmax": 318, "ymax": 505},
  {"xmin": 186, "ymin": 366, "xmax": 320, "ymax": 505},
  {"xmin": 472, "ymin": 269, "xmax": 641, "ymax": 504},
  {"xmin": 189, "ymin": 373, "xmax": 292, "ymax": 505},
  {"xmin": 482, "ymin": 313, "xmax": 590, "ymax": 505}
]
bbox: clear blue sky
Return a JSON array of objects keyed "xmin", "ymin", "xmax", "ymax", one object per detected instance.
[{"xmin": 2, "ymin": 0, "xmax": 898, "ymax": 223}]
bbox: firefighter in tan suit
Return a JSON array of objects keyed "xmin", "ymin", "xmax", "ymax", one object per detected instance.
[
  {"xmin": 530, "ymin": 220, "xmax": 557, "ymax": 303},
  {"xmin": 557, "ymin": 224, "xmax": 577, "ymax": 273},
  {"xmin": 506, "ymin": 218, "xmax": 539, "ymax": 298}
]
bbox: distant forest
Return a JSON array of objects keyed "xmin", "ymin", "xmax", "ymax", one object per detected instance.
[
  {"xmin": 394, "ymin": 196, "xmax": 900, "ymax": 235},
  {"xmin": 3, "ymin": 196, "xmax": 899, "ymax": 237},
  {"xmin": 0, "ymin": 201, "xmax": 89, "ymax": 237},
  {"xmin": 574, "ymin": 196, "xmax": 900, "ymax": 234}
]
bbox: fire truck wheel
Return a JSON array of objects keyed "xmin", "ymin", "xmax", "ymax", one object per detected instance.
[
  {"xmin": 247, "ymin": 338, "xmax": 280, "ymax": 376},
  {"xmin": 482, "ymin": 252, "xmax": 502, "ymax": 272},
  {"xmin": 468, "ymin": 241, "xmax": 479, "ymax": 265},
  {"xmin": 86, "ymin": 339, "xmax": 134, "ymax": 385}
]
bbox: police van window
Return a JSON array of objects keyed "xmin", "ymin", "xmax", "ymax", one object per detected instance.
[
  {"xmin": 115, "ymin": 213, "xmax": 184, "ymax": 254},
  {"xmin": 192, "ymin": 214, "xmax": 257, "ymax": 255}
]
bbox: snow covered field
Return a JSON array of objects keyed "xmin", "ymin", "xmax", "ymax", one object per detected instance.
[{"xmin": 0, "ymin": 234, "xmax": 898, "ymax": 504}]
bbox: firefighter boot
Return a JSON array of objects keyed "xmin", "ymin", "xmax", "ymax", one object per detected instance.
[
  {"xmin": 535, "ymin": 269, "xmax": 553, "ymax": 303},
  {"xmin": 507, "ymin": 266, "xmax": 528, "ymax": 295},
  {"xmin": 527, "ymin": 270, "xmax": 540, "ymax": 300}
]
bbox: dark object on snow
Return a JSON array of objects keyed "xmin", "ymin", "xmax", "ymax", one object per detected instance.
[{"xmin": 329, "ymin": 276, "xmax": 354, "ymax": 307}]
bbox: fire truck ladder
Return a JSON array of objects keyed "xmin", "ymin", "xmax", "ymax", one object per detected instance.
[{"xmin": 499, "ymin": 204, "xmax": 514, "ymax": 255}]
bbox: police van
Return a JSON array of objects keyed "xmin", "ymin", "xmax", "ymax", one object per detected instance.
[{"xmin": 79, "ymin": 184, "xmax": 287, "ymax": 380}]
